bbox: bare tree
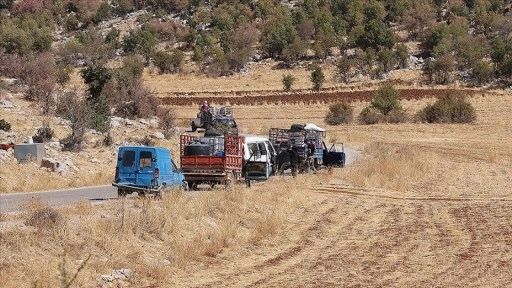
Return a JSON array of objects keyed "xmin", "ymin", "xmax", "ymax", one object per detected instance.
[
  {"xmin": 157, "ymin": 107, "xmax": 177, "ymax": 138},
  {"xmin": 57, "ymin": 91, "xmax": 91, "ymax": 152},
  {"xmin": 22, "ymin": 52, "xmax": 57, "ymax": 115}
]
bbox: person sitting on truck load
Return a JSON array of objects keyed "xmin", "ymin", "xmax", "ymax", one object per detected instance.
[
  {"xmin": 201, "ymin": 100, "xmax": 209, "ymax": 114},
  {"xmin": 200, "ymin": 100, "xmax": 213, "ymax": 128}
]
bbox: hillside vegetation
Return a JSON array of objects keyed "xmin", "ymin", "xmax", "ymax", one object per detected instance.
[{"xmin": 1, "ymin": 0, "xmax": 511, "ymax": 147}]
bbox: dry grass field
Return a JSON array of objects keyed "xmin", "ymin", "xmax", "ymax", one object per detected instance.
[{"xmin": 2, "ymin": 63, "xmax": 512, "ymax": 287}]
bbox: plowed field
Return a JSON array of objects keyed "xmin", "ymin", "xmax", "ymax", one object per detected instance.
[{"xmin": 165, "ymin": 91, "xmax": 512, "ymax": 287}]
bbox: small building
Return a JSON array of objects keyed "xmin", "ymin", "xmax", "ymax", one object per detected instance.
[{"xmin": 14, "ymin": 143, "xmax": 46, "ymax": 163}]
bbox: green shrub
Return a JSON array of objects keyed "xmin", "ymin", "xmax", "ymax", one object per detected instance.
[
  {"xmin": 371, "ymin": 83, "xmax": 401, "ymax": 115},
  {"xmin": 310, "ymin": 66, "xmax": 325, "ymax": 91},
  {"xmin": 385, "ymin": 107, "xmax": 408, "ymax": 123},
  {"xmin": 0, "ymin": 119, "xmax": 11, "ymax": 131},
  {"xmin": 325, "ymin": 102, "xmax": 354, "ymax": 125},
  {"xmin": 282, "ymin": 74, "xmax": 295, "ymax": 91},
  {"xmin": 35, "ymin": 126, "xmax": 54, "ymax": 142},
  {"xmin": 416, "ymin": 93, "xmax": 476, "ymax": 123},
  {"xmin": 359, "ymin": 107, "xmax": 381, "ymax": 124},
  {"xmin": 153, "ymin": 50, "xmax": 184, "ymax": 74}
]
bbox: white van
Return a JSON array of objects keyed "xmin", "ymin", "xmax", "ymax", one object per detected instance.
[{"xmin": 242, "ymin": 135, "xmax": 277, "ymax": 180}]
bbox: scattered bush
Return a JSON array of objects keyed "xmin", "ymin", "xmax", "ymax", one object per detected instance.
[
  {"xmin": 282, "ymin": 73, "xmax": 295, "ymax": 91},
  {"xmin": 416, "ymin": 93, "xmax": 476, "ymax": 123},
  {"xmin": 359, "ymin": 83, "xmax": 406, "ymax": 124},
  {"xmin": 25, "ymin": 206, "xmax": 63, "ymax": 230},
  {"xmin": 103, "ymin": 131, "xmax": 113, "ymax": 146},
  {"xmin": 35, "ymin": 126, "xmax": 54, "ymax": 142},
  {"xmin": 359, "ymin": 107, "xmax": 381, "ymax": 124},
  {"xmin": 153, "ymin": 50, "xmax": 184, "ymax": 74},
  {"xmin": 386, "ymin": 107, "xmax": 408, "ymax": 123},
  {"xmin": 325, "ymin": 102, "xmax": 354, "ymax": 125},
  {"xmin": 0, "ymin": 119, "xmax": 11, "ymax": 131}
]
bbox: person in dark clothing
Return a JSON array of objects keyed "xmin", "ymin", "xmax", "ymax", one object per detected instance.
[
  {"xmin": 275, "ymin": 148, "xmax": 291, "ymax": 175},
  {"xmin": 201, "ymin": 100, "xmax": 209, "ymax": 114},
  {"xmin": 304, "ymin": 140, "xmax": 316, "ymax": 172},
  {"xmin": 289, "ymin": 146, "xmax": 299, "ymax": 177},
  {"xmin": 305, "ymin": 140, "xmax": 315, "ymax": 157}
]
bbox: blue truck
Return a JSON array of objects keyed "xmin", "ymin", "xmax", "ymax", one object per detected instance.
[{"xmin": 112, "ymin": 146, "xmax": 186, "ymax": 197}]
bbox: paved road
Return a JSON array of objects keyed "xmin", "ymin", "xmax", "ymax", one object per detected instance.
[
  {"xmin": 0, "ymin": 185, "xmax": 119, "ymax": 213},
  {"xmin": 0, "ymin": 147, "xmax": 362, "ymax": 214}
]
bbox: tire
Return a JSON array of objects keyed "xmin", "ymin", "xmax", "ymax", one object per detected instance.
[
  {"xmin": 182, "ymin": 181, "xmax": 189, "ymax": 191},
  {"xmin": 188, "ymin": 181, "xmax": 197, "ymax": 191},
  {"xmin": 225, "ymin": 172, "xmax": 235, "ymax": 187}
]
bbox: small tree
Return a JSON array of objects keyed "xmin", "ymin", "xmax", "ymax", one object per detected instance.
[
  {"xmin": 422, "ymin": 58, "xmax": 435, "ymax": 84},
  {"xmin": 371, "ymin": 83, "xmax": 401, "ymax": 116},
  {"xmin": 57, "ymin": 91, "xmax": 91, "ymax": 152},
  {"xmin": 469, "ymin": 60, "xmax": 493, "ymax": 86},
  {"xmin": 282, "ymin": 73, "xmax": 295, "ymax": 91},
  {"xmin": 336, "ymin": 57, "xmax": 352, "ymax": 84},
  {"xmin": 433, "ymin": 53, "xmax": 456, "ymax": 84},
  {"xmin": 325, "ymin": 102, "xmax": 354, "ymax": 125},
  {"xmin": 310, "ymin": 65, "xmax": 325, "ymax": 91},
  {"xmin": 395, "ymin": 43, "xmax": 409, "ymax": 69},
  {"xmin": 157, "ymin": 107, "xmax": 176, "ymax": 138},
  {"xmin": 34, "ymin": 119, "xmax": 54, "ymax": 142}
]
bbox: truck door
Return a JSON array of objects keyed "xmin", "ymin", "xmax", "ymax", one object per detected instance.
[
  {"xmin": 118, "ymin": 148, "xmax": 137, "ymax": 184},
  {"xmin": 136, "ymin": 148, "xmax": 156, "ymax": 187},
  {"xmin": 264, "ymin": 140, "xmax": 276, "ymax": 175},
  {"xmin": 257, "ymin": 141, "xmax": 270, "ymax": 178},
  {"xmin": 171, "ymin": 158, "xmax": 183, "ymax": 187}
]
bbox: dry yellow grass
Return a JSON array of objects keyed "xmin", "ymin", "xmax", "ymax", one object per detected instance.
[
  {"xmin": 0, "ymin": 180, "xmax": 308, "ymax": 287},
  {"xmin": 2, "ymin": 64, "xmax": 512, "ymax": 286}
]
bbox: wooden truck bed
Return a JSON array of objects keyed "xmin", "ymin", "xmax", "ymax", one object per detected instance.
[{"xmin": 180, "ymin": 134, "xmax": 243, "ymax": 184}]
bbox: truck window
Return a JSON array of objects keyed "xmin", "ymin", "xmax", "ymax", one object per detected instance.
[
  {"xmin": 249, "ymin": 143, "xmax": 259, "ymax": 156},
  {"xmin": 139, "ymin": 151, "xmax": 153, "ymax": 168},
  {"xmin": 258, "ymin": 142, "xmax": 267, "ymax": 155},
  {"xmin": 122, "ymin": 151, "xmax": 135, "ymax": 167}
]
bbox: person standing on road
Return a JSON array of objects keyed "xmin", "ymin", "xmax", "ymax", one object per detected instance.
[
  {"xmin": 289, "ymin": 146, "xmax": 299, "ymax": 177},
  {"xmin": 304, "ymin": 139, "xmax": 316, "ymax": 172}
]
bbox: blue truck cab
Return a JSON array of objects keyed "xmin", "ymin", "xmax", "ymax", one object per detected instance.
[{"xmin": 113, "ymin": 146, "xmax": 186, "ymax": 197}]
